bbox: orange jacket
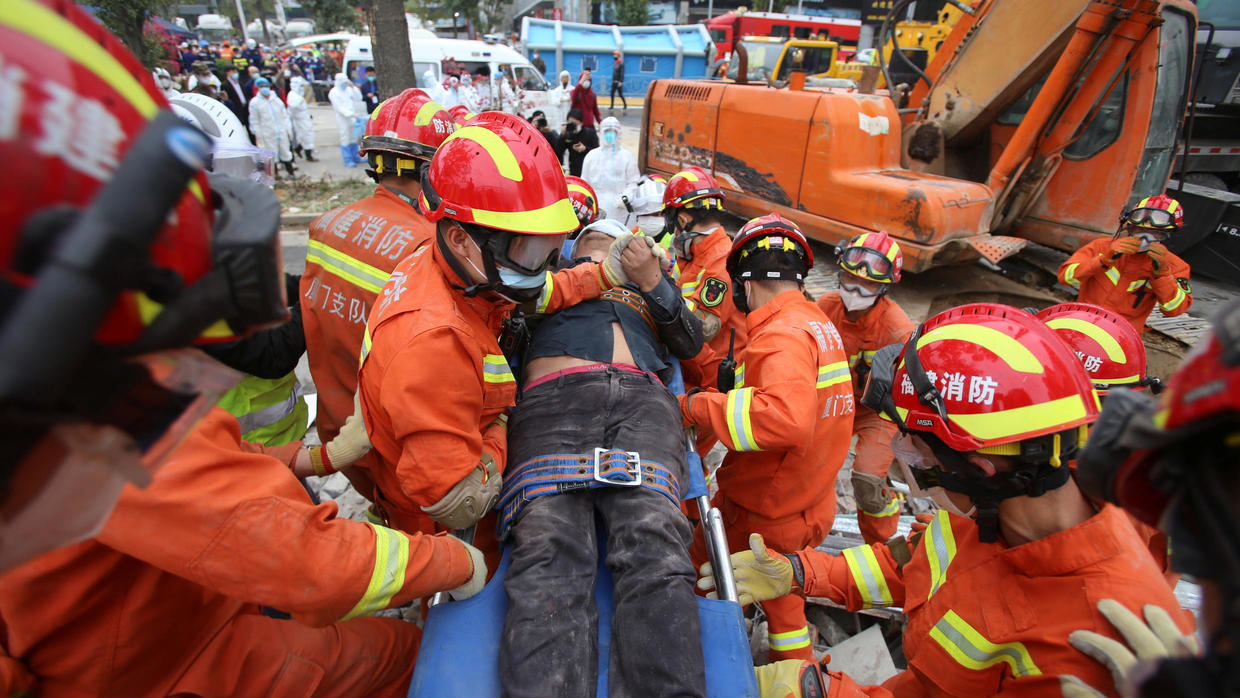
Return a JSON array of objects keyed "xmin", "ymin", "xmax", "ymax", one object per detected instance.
[
  {"xmin": 357, "ymin": 242, "xmax": 612, "ymax": 533},
  {"xmin": 1058, "ymin": 239, "xmax": 1192, "ymax": 333},
  {"xmin": 301, "ymin": 185, "xmax": 434, "ymax": 446},
  {"xmin": 799, "ymin": 504, "xmax": 1194, "ymax": 697},
  {"xmin": 682, "ymin": 290, "xmax": 855, "ymax": 519},
  {"xmin": 677, "ymin": 227, "xmax": 748, "ymax": 390},
  {"xmin": 817, "ymin": 292, "xmax": 915, "ymax": 400},
  {"xmin": 0, "ymin": 408, "xmax": 470, "ymax": 698}
]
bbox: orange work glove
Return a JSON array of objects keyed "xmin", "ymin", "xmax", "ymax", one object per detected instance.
[
  {"xmin": 910, "ymin": 511, "xmax": 935, "ymax": 535},
  {"xmin": 1146, "ymin": 242, "xmax": 1170, "ymax": 275},
  {"xmin": 1108, "ymin": 236, "xmax": 1142, "ymax": 261}
]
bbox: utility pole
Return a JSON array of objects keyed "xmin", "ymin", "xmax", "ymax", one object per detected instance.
[{"xmin": 235, "ymin": 0, "xmax": 249, "ymax": 42}]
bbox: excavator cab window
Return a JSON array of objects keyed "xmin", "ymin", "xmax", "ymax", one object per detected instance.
[
  {"xmin": 997, "ymin": 76, "xmax": 1047, "ymax": 126},
  {"xmin": 1064, "ymin": 73, "xmax": 1129, "ymax": 160},
  {"xmin": 1130, "ymin": 8, "xmax": 1194, "ymax": 203},
  {"xmin": 775, "ymin": 44, "xmax": 837, "ymax": 82}
]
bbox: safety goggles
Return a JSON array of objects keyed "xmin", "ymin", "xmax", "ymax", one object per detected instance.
[
  {"xmin": 1123, "ymin": 207, "xmax": 1177, "ymax": 230},
  {"xmin": 838, "ymin": 271, "xmax": 885, "ymax": 298},
  {"xmin": 503, "ymin": 231, "xmax": 567, "ymax": 275},
  {"xmin": 838, "ymin": 246, "xmax": 897, "ymax": 282}
]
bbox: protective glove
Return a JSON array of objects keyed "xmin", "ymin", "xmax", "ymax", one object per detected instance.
[
  {"xmin": 909, "ymin": 511, "xmax": 935, "ymax": 536},
  {"xmin": 446, "ymin": 539, "xmax": 488, "ymax": 601},
  {"xmin": 420, "ymin": 454, "xmax": 502, "ymax": 530},
  {"xmin": 1059, "ymin": 599, "xmax": 1200, "ymax": 698},
  {"xmin": 698, "ymin": 533, "xmax": 796, "ymax": 606},
  {"xmin": 309, "ymin": 392, "xmax": 371, "ymax": 476},
  {"xmin": 1146, "ymin": 243, "xmax": 1169, "ymax": 275},
  {"xmin": 754, "ymin": 659, "xmax": 830, "ymax": 698},
  {"xmin": 1108, "ymin": 236, "xmax": 1142, "ymax": 261},
  {"xmin": 639, "ymin": 234, "xmax": 671, "ymax": 267},
  {"xmin": 601, "ymin": 232, "xmax": 635, "ymax": 288}
]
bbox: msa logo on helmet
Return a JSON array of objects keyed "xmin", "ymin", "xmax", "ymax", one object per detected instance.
[
  {"xmin": 444, "ymin": 207, "xmax": 458, "ymax": 216},
  {"xmin": 915, "ymin": 418, "xmax": 935, "ymax": 427}
]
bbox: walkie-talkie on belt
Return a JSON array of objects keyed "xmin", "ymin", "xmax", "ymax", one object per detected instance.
[{"xmin": 717, "ymin": 328, "xmax": 737, "ymax": 392}]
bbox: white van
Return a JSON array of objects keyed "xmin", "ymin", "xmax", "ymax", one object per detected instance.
[{"xmin": 343, "ymin": 35, "xmax": 553, "ymax": 116}]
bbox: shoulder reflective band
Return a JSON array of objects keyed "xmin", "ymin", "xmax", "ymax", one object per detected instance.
[
  {"xmin": 817, "ymin": 361, "xmax": 850, "ymax": 389},
  {"xmin": 929, "ymin": 610, "xmax": 1042, "ymax": 677},
  {"xmin": 1062, "ymin": 262, "xmax": 1082, "ymax": 289},
  {"xmin": 307, "ymin": 239, "xmax": 391, "ymax": 294},
  {"xmin": 534, "ymin": 271, "xmax": 555, "ymax": 314},
  {"xmin": 681, "ymin": 269, "xmax": 705, "ymax": 298},
  {"xmin": 725, "ymin": 386, "xmax": 760, "ymax": 452},
  {"xmin": 341, "ymin": 523, "xmax": 410, "ymax": 621},
  {"xmin": 1161, "ymin": 285, "xmax": 1188, "ymax": 312},
  {"xmin": 842, "ymin": 545, "xmax": 894, "ymax": 608},
  {"xmin": 924, "ymin": 510, "xmax": 956, "ymax": 596},
  {"xmin": 482, "ymin": 354, "xmax": 516, "ymax": 384},
  {"xmin": 768, "ymin": 626, "xmax": 812, "ymax": 653}
]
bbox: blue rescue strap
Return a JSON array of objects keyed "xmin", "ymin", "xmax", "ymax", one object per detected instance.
[{"xmin": 497, "ymin": 448, "xmax": 682, "ymax": 539}]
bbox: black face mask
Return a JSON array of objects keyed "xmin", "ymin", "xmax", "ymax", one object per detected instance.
[{"xmin": 731, "ymin": 277, "xmax": 748, "ymax": 314}]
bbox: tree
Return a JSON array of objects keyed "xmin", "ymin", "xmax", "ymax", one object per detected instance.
[
  {"xmin": 607, "ymin": 0, "xmax": 651, "ymax": 26},
  {"xmin": 360, "ymin": 0, "xmax": 417, "ymax": 98},
  {"xmin": 93, "ymin": 0, "xmax": 175, "ymax": 63},
  {"xmin": 303, "ymin": 0, "xmax": 364, "ymax": 32}
]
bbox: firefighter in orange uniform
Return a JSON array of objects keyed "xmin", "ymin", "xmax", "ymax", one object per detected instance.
[
  {"xmin": 681, "ymin": 214, "xmax": 855, "ymax": 662},
  {"xmin": 702, "ymin": 304, "xmax": 1194, "ymax": 695},
  {"xmin": 817, "ymin": 231, "xmax": 915, "ymax": 545},
  {"xmin": 301, "ymin": 89, "xmax": 455, "ymax": 481},
  {"xmin": 1058, "ymin": 194, "xmax": 1192, "ymax": 333},
  {"xmin": 664, "ymin": 168, "xmax": 748, "ymax": 390},
  {"xmin": 0, "ymin": 6, "xmax": 482, "ymax": 695},
  {"xmin": 357, "ymin": 112, "xmax": 632, "ymax": 540},
  {"xmin": 565, "ymin": 174, "xmax": 600, "ymax": 233}
]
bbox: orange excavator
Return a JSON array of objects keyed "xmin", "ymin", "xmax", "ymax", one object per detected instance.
[{"xmin": 640, "ymin": 0, "xmax": 1198, "ymax": 272}]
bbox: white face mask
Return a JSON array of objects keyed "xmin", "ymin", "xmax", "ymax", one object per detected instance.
[
  {"xmin": 582, "ymin": 80, "xmax": 591, "ymax": 89},
  {"xmin": 840, "ymin": 285, "xmax": 878, "ymax": 312},
  {"xmin": 636, "ymin": 215, "xmax": 663, "ymax": 237}
]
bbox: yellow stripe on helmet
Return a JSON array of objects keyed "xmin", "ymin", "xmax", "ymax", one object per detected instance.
[
  {"xmin": 1044, "ymin": 317, "xmax": 1127, "ymax": 363},
  {"xmin": 471, "ymin": 197, "xmax": 579, "ymax": 235},
  {"xmin": 949, "ymin": 394, "xmax": 1089, "ymax": 442},
  {"xmin": 916, "ymin": 324, "xmax": 1045, "ymax": 374},
  {"xmin": 414, "ymin": 100, "xmax": 446, "ymax": 126},
  {"xmin": 567, "ymin": 183, "xmax": 593, "ymax": 197},
  {"xmin": 441, "ymin": 126, "xmax": 523, "ymax": 181},
  {"xmin": 1167, "ymin": 199, "xmax": 1180, "ymax": 214},
  {"xmin": 672, "ymin": 171, "xmax": 700, "ymax": 183},
  {"xmin": 2, "ymin": 0, "xmax": 158, "ymax": 119}
]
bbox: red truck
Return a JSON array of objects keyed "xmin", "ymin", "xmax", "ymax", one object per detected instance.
[{"xmin": 706, "ymin": 11, "xmax": 861, "ymax": 56}]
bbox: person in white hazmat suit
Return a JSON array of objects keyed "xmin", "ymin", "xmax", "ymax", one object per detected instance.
[
  {"xmin": 248, "ymin": 77, "xmax": 295, "ymax": 178},
  {"xmin": 458, "ymin": 73, "xmax": 480, "ymax": 113},
  {"xmin": 328, "ymin": 72, "xmax": 365, "ymax": 167},
  {"xmin": 580, "ymin": 116, "xmax": 639, "ymax": 223},
  {"xmin": 617, "ymin": 175, "xmax": 668, "ymax": 235},
  {"xmin": 421, "ymin": 68, "xmax": 446, "ymax": 103},
  {"xmin": 439, "ymin": 75, "xmax": 462, "ymax": 109},
  {"xmin": 286, "ymin": 76, "xmax": 317, "ymax": 162},
  {"xmin": 551, "ymin": 69, "xmax": 573, "ymax": 129}
]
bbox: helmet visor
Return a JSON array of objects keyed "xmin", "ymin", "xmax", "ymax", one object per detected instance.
[
  {"xmin": 505, "ymin": 232, "xmax": 568, "ymax": 275},
  {"xmin": 839, "ymin": 246, "xmax": 897, "ymax": 282},
  {"xmin": 1124, "ymin": 207, "xmax": 1176, "ymax": 230}
]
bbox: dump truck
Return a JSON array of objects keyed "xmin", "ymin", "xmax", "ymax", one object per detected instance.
[{"xmin": 640, "ymin": 0, "xmax": 1197, "ymax": 272}]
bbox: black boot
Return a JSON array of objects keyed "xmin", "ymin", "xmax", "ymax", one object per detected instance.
[
  {"xmin": 283, "ymin": 160, "xmax": 295, "ymax": 176},
  {"xmin": 293, "ymin": 144, "xmax": 303, "ymax": 158},
  {"xmin": 304, "ymin": 149, "xmax": 317, "ymax": 162}
]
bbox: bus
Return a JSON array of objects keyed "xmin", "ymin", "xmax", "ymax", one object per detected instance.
[{"xmin": 705, "ymin": 11, "xmax": 861, "ymax": 56}]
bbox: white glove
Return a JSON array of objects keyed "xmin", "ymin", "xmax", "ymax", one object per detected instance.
[
  {"xmin": 1060, "ymin": 599, "xmax": 1200, "ymax": 698},
  {"xmin": 601, "ymin": 232, "xmax": 635, "ymax": 288},
  {"xmin": 447, "ymin": 540, "xmax": 487, "ymax": 601},
  {"xmin": 323, "ymin": 392, "xmax": 371, "ymax": 468},
  {"xmin": 639, "ymin": 234, "xmax": 670, "ymax": 266}
]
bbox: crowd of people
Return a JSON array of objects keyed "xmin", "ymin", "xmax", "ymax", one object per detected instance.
[{"xmin": 4, "ymin": 3, "xmax": 1237, "ymax": 698}]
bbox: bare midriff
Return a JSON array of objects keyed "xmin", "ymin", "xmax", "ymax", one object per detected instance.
[{"xmin": 524, "ymin": 322, "xmax": 635, "ymax": 384}]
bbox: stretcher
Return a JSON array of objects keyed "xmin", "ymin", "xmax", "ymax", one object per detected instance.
[{"xmin": 409, "ymin": 361, "xmax": 760, "ymax": 697}]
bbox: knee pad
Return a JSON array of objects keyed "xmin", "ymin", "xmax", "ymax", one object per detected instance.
[{"xmin": 852, "ymin": 470, "xmax": 893, "ymax": 514}]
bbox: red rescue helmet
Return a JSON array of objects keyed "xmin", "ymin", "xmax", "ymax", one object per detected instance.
[
  {"xmin": 727, "ymin": 214, "xmax": 814, "ymax": 314},
  {"xmin": 836, "ymin": 231, "xmax": 903, "ymax": 284},
  {"xmin": 0, "ymin": 0, "xmax": 286, "ymax": 570},
  {"xmin": 359, "ymin": 89, "xmax": 456, "ymax": 177},
  {"xmin": 1121, "ymin": 193, "xmax": 1184, "ymax": 232},
  {"xmin": 564, "ymin": 175, "xmax": 599, "ymax": 229},
  {"xmin": 662, "ymin": 167, "xmax": 725, "ymax": 211},
  {"xmin": 1036, "ymin": 303, "xmax": 1148, "ymax": 394},
  {"xmin": 875, "ymin": 303, "xmax": 1099, "ymax": 453},
  {"xmin": 448, "ymin": 105, "xmax": 474, "ymax": 126}
]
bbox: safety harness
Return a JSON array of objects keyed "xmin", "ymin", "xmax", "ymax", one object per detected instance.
[{"xmin": 497, "ymin": 448, "xmax": 682, "ymax": 539}]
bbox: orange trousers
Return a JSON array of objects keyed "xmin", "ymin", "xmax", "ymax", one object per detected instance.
[
  {"xmin": 852, "ymin": 410, "xmax": 901, "ymax": 545},
  {"xmin": 692, "ymin": 495, "xmax": 832, "ymax": 663},
  {"xmin": 168, "ymin": 612, "xmax": 418, "ymax": 697}
]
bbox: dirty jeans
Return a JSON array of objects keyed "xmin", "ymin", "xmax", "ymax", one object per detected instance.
[{"xmin": 499, "ymin": 368, "xmax": 707, "ymax": 698}]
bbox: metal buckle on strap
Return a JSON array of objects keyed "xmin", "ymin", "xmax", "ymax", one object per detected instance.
[{"xmin": 593, "ymin": 448, "xmax": 643, "ymax": 487}]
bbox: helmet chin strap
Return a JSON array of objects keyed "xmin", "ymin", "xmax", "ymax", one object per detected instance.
[{"xmin": 436, "ymin": 226, "xmax": 500, "ymax": 298}]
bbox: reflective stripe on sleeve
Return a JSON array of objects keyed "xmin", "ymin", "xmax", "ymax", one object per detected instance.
[
  {"xmin": 482, "ymin": 354, "xmax": 516, "ymax": 384},
  {"xmin": 306, "ymin": 240, "xmax": 390, "ymax": 294},
  {"xmin": 341, "ymin": 523, "xmax": 410, "ymax": 620},
  {"xmin": 1063, "ymin": 263, "xmax": 1081, "ymax": 289},
  {"xmin": 1104, "ymin": 266, "xmax": 1122, "ymax": 286},
  {"xmin": 734, "ymin": 362, "xmax": 745, "ymax": 389},
  {"xmin": 929, "ymin": 610, "xmax": 1042, "ymax": 677},
  {"xmin": 359, "ymin": 326, "xmax": 373, "ymax": 367},
  {"xmin": 768, "ymin": 626, "xmax": 812, "ymax": 652},
  {"xmin": 842, "ymin": 545, "xmax": 894, "ymax": 608},
  {"xmin": 925, "ymin": 510, "xmax": 957, "ymax": 596},
  {"xmin": 1161, "ymin": 285, "xmax": 1187, "ymax": 312},
  {"xmin": 1127, "ymin": 279, "xmax": 1147, "ymax": 293},
  {"xmin": 535, "ymin": 271, "xmax": 555, "ymax": 314},
  {"xmin": 817, "ymin": 361, "xmax": 851, "ymax": 389},
  {"xmin": 863, "ymin": 497, "xmax": 900, "ymax": 518},
  {"xmin": 725, "ymin": 387, "xmax": 759, "ymax": 451}
]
